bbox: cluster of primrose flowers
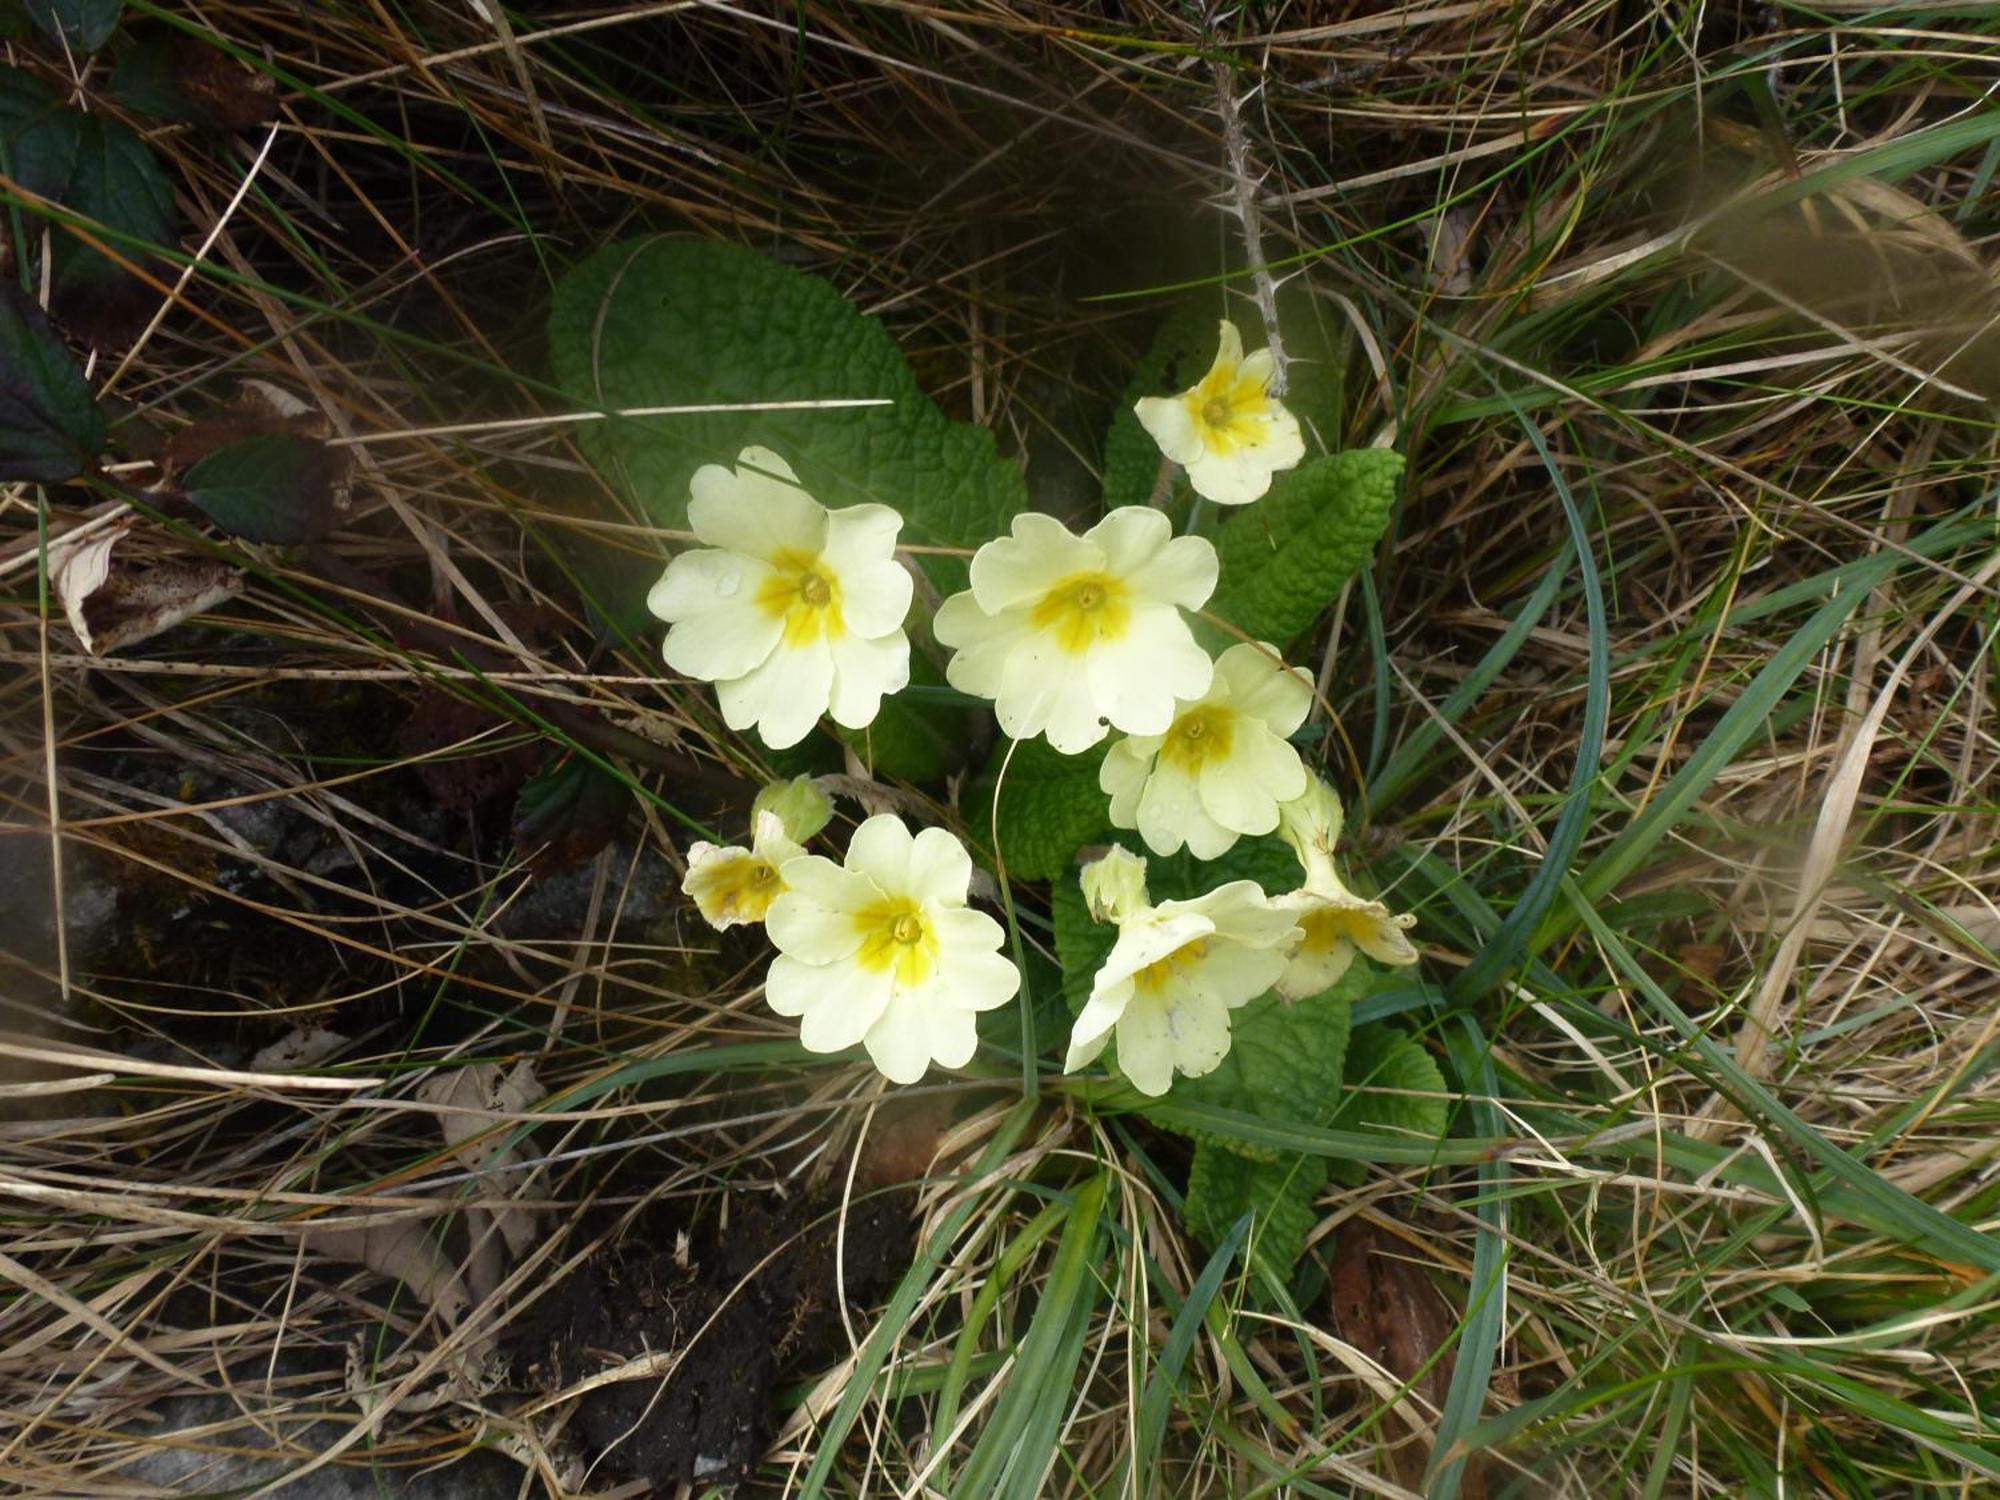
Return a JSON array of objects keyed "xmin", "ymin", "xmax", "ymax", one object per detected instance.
[{"xmin": 649, "ymin": 321, "xmax": 1416, "ymax": 1092}]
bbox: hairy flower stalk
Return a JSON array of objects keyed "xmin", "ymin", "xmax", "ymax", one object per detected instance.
[{"xmin": 1272, "ymin": 779, "xmax": 1419, "ymax": 998}]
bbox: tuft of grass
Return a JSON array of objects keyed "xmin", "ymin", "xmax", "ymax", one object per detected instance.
[{"xmin": 1, "ymin": 2, "xmax": 1997, "ymax": 1496}]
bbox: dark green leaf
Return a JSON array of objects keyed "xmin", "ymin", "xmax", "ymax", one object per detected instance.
[
  {"xmin": 1206, "ymin": 448, "xmax": 1403, "ymax": 649},
  {"xmin": 108, "ymin": 38, "xmax": 196, "ymax": 122},
  {"xmin": 47, "ymin": 110, "xmax": 176, "ymax": 314},
  {"xmin": 547, "ymin": 237, "xmax": 1025, "ymax": 594},
  {"xmin": 963, "ymin": 735, "xmax": 1110, "ymax": 881},
  {"xmin": 179, "ymin": 432, "xmax": 338, "ymax": 544},
  {"xmin": 0, "ymin": 283, "xmax": 103, "ymax": 480},
  {"xmin": 1183, "ymin": 1144, "xmax": 1328, "ymax": 1277},
  {"xmin": 0, "ymin": 71, "xmax": 177, "ymax": 341},
  {"xmin": 23, "ymin": 0, "xmax": 122, "ymax": 53},
  {"xmin": 512, "ymin": 754, "xmax": 632, "ymax": 877},
  {"xmin": 830, "ymin": 649, "xmax": 969, "ymax": 782},
  {"xmin": 0, "ymin": 65, "xmax": 82, "ymax": 202}
]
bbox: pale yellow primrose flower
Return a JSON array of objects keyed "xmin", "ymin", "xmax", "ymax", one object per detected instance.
[
  {"xmin": 647, "ymin": 447, "xmax": 912, "ymax": 750},
  {"xmin": 765, "ymin": 815, "xmax": 1019, "ymax": 1084},
  {"xmin": 682, "ymin": 811, "xmax": 805, "ymax": 932},
  {"xmin": 932, "ymin": 507, "xmax": 1218, "ymax": 754},
  {"xmin": 1064, "ymin": 848, "xmax": 1300, "ymax": 1097},
  {"xmin": 1099, "ymin": 641, "xmax": 1313, "ymax": 859},
  {"xmin": 1134, "ymin": 319, "xmax": 1305, "ymax": 506},
  {"xmin": 1271, "ymin": 779, "xmax": 1418, "ymax": 1000}
]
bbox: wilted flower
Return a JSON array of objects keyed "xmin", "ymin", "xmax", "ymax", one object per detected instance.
[
  {"xmin": 932, "ymin": 507, "xmax": 1217, "ymax": 754},
  {"xmin": 1064, "ymin": 848, "xmax": 1299, "ymax": 1097},
  {"xmin": 765, "ymin": 815, "xmax": 1019, "ymax": 1083},
  {"xmin": 647, "ymin": 447, "xmax": 912, "ymax": 749},
  {"xmin": 1134, "ymin": 319, "xmax": 1305, "ymax": 505},
  {"xmin": 1271, "ymin": 778, "xmax": 1418, "ymax": 999},
  {"xmin": 1099, "ymin": 641, "xmax": 1312, "ymax": 859},
  {"xmin": 682, "ymin": 810, "xmax": 805, "ymax": 932}
]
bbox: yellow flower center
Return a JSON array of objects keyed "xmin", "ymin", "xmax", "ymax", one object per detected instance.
[
  {"xmin": 1298, "ymin": 903, "xmax": 1374, "ymax": 955},
  {"xmin": 1132, "ymin": 937, "xmax": 1209, "ymax": 997},
  {"xmin": 757, "ymin": 547, "xmax": 846, "ymax": 646},
  {"xmin": 691, "ymin": 853, "xmax": 785, "ymax": 924},
  {"xmin": 1186, "ymin": 361, "xmax": 1274, "ymax": 456},
  {"xmin": 1157, "ymin": 705, "xmax": 1235, "ymax": 773},
  {"xmin": 853, "ymin": 897, "xmax": 937, "ymax": 986},
  {"xmin": 1029, "ymin": 570, "xmax": 1133, "ymax": 654}
]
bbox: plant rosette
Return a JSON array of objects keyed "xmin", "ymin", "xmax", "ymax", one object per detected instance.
[
  {"xmin": 1100, "ymin": 640, "xmax": 1313, "ymax": 859},
  {"xmin": 646, "ymin": 446, "xmax": 912, "ymax": 749},
  {"xmin": 765, "ymin": 815, "xmax": 1019, "ymax": 1083},
  {"xmin": 1134, "ymin": 318, "xmax": 1305, "ymax": 505},
  {"xmin": 932, "ymin": 507, "xmax": 1218, "ymax": 754}
]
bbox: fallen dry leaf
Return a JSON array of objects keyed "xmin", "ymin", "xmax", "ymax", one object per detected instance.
[
  {"xmin": 49, "ymin": 522, "xmax": 243, "ymax": 654},
  {"xmin": 1329, "ymin": 1217, "xmax": 1487, "ymax": 1497}
]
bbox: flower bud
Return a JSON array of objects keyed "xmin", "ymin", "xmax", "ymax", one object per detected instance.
[
  {"xmin": 1079, "ymin": 844, "xmax": 1150, "ymax": 925},
  {"xmin": 752, "ymin": 775, "xmax": 833, "ymax": 845},
  {"xmin": 1276, "ymin": 777, "xmax": 1345, "ymax": 893}
]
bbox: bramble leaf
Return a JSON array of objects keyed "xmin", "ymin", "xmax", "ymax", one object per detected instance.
[
  {"xmin": 547, "ymin": 237, "xmax": 1025, "ymax": 594},
  {"xmin": 24, "ymin": 0, "xmax": 124, "ymax": 54},
  {"xmin": 0, "ymin": 69, "xmax": 176, "ymax": 339},
  {"xmin": 179, "ymin": 432, "xmax": 339, "ymax": 544},
  {"xmin": 0, "ymin": 284, "xmax": 103, "ymax": 480},
  {"xmin": 513, "ymin": 753, "xmax": 632, "ymax": 877},
  {"xmin": 1205, "ymin": 448, "xmax": 1403, "ymax": 648}
]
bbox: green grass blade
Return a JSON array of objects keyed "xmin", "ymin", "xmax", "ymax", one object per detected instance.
[{"xmin": 952, "ymin": 1171, "xmax": 1109, "ymax": 1499}]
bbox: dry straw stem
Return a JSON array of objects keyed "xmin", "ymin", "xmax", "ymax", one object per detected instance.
[{"xmin": 1, "ymin": 1, "xmax": 1998, "ymax": 1497}]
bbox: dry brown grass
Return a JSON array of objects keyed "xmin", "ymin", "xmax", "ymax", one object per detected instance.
[{"xmin": 2, "ymin": 2, "xmax": 1998, "ymax": 1496}]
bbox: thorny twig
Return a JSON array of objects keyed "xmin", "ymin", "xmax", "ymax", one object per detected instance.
[{"xmin": 1211, "ymin": 56, "xmax": 1287, "ymax": 394}]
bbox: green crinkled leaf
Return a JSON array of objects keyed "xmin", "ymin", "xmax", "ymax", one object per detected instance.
[
  {"xmin": 547, "ymin": 237, "xmax": 1024, "ymax": 593},
  {"xmin": 1163, "ymin": 975, "xmax": 1360, "ymax": 1159},
  {"xmin": 1183, "ymin": 1144, "xmax": 1329, "ymax": 1277},
  {"xmin": 0, "ymin": 283, "xmax": 103, "ymax": 481},
  {"xmin": 1205, "ymin": 448, "xmax": 1403, "ymax": 649},
  {"xmin": 1331, "ymin": 1023, "xmax": 1449, "ymax": 1149},
  {"xmin": 1170, "ymin": 976, "xmax": 1358, "ymax": 1277},
  {"xmin": 831, "ymin": 650, "xmax": 969, "ymax": 783},
  {"xmin": 964, "ymin": 735, "xmax": 1110, "ymax": 881}
]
